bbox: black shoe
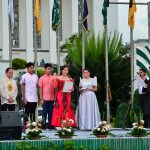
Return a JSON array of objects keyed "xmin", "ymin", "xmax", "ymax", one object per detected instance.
[
  {"xmin": 42, "ymin": 125, "xmax": 46, "ymax": 130},
  {"xmin": 47, "ymin": 125, "xmax": 55, "ymax": 129}
]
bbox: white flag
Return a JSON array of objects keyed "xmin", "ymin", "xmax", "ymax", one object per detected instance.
[{"xmin": 8, "ymin": 0, "xmax": 14, "ymax": 32}]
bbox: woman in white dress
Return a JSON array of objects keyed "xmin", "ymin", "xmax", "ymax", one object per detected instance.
[{"xmin": 76, "ymin": 69, "xmax": 100, "ymax": 130}]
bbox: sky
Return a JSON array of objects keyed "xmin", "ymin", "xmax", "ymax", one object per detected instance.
[{"xmin": 118, "ymin": 0, "xmax": 149, "ymax": 43}]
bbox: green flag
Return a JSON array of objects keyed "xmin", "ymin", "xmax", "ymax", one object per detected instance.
[
  {"xmin": 102, "ymin": 0, "xmax": 107, "ymax": 26},
  {"xmin": 52, "ymin": 0, "xmax": 61, "ymax": 31}
]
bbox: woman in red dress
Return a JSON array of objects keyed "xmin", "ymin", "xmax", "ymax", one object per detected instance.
[{"xmin": 51, "ymin": 65, "xmax": 76, "ymax": 127}]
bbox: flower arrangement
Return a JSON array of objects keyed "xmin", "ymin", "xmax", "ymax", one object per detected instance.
[
  {"xmin": 130, "ymin": 120, "xmax": 147, "ymax": 137},
  {"xmin": 25, "ymin": 121, "xmax": 42, "ymax": 139},
  {"xmin": 92, "ymin": 121, "xmax": 109, "ymax": 137},
  {"xmin": 56, "ymin": 119, "xmax": 74, "ymax": 138}
]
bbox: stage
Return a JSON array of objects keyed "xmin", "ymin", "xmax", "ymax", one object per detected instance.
[{"xmin": 1, "ymin": 129, "xmax": 150, "ymax": 150}]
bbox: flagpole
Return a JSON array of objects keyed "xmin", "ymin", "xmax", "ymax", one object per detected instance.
[
  {"xmin": 57, "ymin": 26, "xmax": 60, "ymax": 75},
  {"xmin": 105, "ymin": 24, "xmax": 110, "ymax": 124},
  {"xmin": 130, "ymin": 27, "xmax": 134, "ymax": 109},
  {"xmin": 9, "ymin": 18, "xmax": 12, "ymax": 67},
  {"xmin": 81, "ymin": 0, "xmax": 85, "ymax": 74},
  {"xmin": 33, "ymin": 0, "xmax": 38, "ymax": 75},
  {"xmin": 8, "ymin": 0, "xmax": 13, "ymax": 67}
]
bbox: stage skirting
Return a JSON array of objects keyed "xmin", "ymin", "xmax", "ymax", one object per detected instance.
[{"xmin": 0, "ymin": 137, "xmax": 150, "ymax": 150}]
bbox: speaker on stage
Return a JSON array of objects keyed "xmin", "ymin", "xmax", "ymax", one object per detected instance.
[{"xmin": 0, "ymin": 111, "xmax": 22, "ymax": 140}]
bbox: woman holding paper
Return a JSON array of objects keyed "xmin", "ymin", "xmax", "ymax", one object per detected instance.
[
  {"xmin": 51, "ymin": 65, "xmax": 76, "ymax": 127},
  {"xmin": 76, "ymin": 69, "xmax": 100, "ymax": 130}
]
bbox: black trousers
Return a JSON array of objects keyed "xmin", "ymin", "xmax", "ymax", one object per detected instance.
[
  {"xmin": 140, "ymin": 94, "xmax": 145, "ymax": 113},
  {"xmin": 1, "ymin": 104, "xmax": 15, "ymax": 111},
  {"xmin": 139, "ymin": 94, "xmax": 150, "ymax": 128},
  {"xmin": 143, "ymin": 115, "xmax": 150, "ymax": 128},
  {"xmin": 24, "ymin": 102, "xmax": 37, "ymax": 125},
  {"xmin": 42, "ymin": 100, "xmax": 54, "ymax": 128}
]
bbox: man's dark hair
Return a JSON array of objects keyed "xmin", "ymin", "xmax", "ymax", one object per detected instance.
[
  {"xmin": 5, "ymin": 67, "xmax": 13, "ymax": 73},
  {"xmin": 26, "ymin": 62, "xmax": 34, "ymax": 68},
  {"xmin": 139, "ymin": 68, "xmax": 146, "ymax": 73},
  {"xmin": 44, "ymin": 63, "xmax": 52, "ymax": 69}
]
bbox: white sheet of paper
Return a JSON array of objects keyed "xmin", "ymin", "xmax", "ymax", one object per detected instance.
[
  {"xmin": 62, "ymin": 81, "xmax": 73, "ymax": 93},
  {"xmin": 135, "ymin": 75, "xmax": 147, "ymax": 86}
]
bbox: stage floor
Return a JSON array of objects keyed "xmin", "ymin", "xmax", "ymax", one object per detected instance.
[
  {"xmin": 1, "ymin": 128, "xmax": 150, "ymax": 150},
  {"xmin": 31, "ymin": 128, "xmax": 133, "ymax": 139}
]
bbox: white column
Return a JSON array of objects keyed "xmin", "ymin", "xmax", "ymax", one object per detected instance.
[
  {"xmin": 1, "ymin": 0, "xmax": 9, "ymax": 60},
  {"xmin": 71, "ymin": 0, "xmax": 78, "ymax": 34},
  {"xmin": 92, "ymin": 0, "xmax": 102, "ymax": 36},
  {"xmin": 25, "ymin": 0, "xmax": 34, "ymax": 62},
  {"xmin": 19, "ymin": 0, "xmax": 26, "ymax": 49},
  {"xmin": 49, "ymin": 0, "xmax": 57, "ymax": 64},
  {"xmin": 0, "ymin": 0, "xmax": 2, "ymax": 50},
  {"xmin": 62, "ymin": 0, "xmax": 72, "ymax": 42},
  {"xmin": 41, "ymin": 0, "xmax": 50, "ymax": 51}
]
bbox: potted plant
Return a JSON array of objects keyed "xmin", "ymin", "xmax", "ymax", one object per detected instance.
[
  {"xmin": 92, "ymin": 121, "xmax": 109, "ymax": 138},
  {"xmin": 129, "ymin": 120, "xmax": 148, "ymax": 137},
  {"xmin": 25, "ymin": 121, "xmax": 42, "ymax": 140},
  {"xmin": 56, "ymin": 119, "xmax": 75, "ymax": 138}
]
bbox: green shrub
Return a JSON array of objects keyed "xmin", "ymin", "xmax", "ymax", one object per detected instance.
[
  {"xmin": 98, "ymin": 145, "xmax": 110, "ymax": 150},
  {"xmin": 12, "ymin": 58, "xmax": 27, "ymax": 70},
  {"xmin": 62, "ymin": 141, "xmax": 75, "ymax": 150},
  {"xmin": 37, "ymin": 68, "xmax": 45, "ymax": 77},
  {"xmin": 14, "ymin": 71, "xmax": 26, "ymax": 108},
  {"xmin": 115, "ymin": 102, "xmax": 130, "ymax": 128},
  {"xmin": 15, "ymin": 142, "xmax": 58, "ymax": 150},
  {"xmin": 129, "ymin": 89, "xmax": 142, "ymax": 126}
]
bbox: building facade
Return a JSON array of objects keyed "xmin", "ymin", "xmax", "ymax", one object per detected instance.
[{"xmin": 0, "ymin": 0, "xmax": 118, "ymax": 66}]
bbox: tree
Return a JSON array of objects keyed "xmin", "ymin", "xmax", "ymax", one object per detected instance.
[{"xmin": 65, "ymin": 32, "xmax": 131, "ymax": 117}]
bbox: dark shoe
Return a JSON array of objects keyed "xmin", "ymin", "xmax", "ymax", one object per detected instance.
[{"xmin": 47, "ymin": 125, "xmax": 55, "ymax": 129}]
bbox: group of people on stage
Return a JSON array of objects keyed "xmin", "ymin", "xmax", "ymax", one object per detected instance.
[
  {"xmin": 138, "ymin": 67, "xmax": 150, "ymax": 128},
  {"xmin": 1, "ymin": 62, "xmax": 150, "ymax": 129},
  {"xmin": 0, "ymin": 62, "xmax": 100, "ymax": 130}
]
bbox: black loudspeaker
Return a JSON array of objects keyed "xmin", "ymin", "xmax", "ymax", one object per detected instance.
[{"xmin": 0, "ymin": 111, "xmax": 22, "ymax": 140}]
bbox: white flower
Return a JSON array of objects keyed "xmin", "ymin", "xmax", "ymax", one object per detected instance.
[
  {"xmin": 138, "ymin": 127, "xmax": 142, "ymax": 130},
  {"xmin": 101, "ymin": 129, "xmax": 105, "ymax": 132},
  {"xmin": 56, "ymin": 127, "xmax": 61, "ymax": 131},
  {"xmin": 63, "ymin": 127, "xmax": 67, "ymax": 131},
  {"xmin": 140, "ymin": 120, "xmax": 144, "ymax": 124},
  {"xmin": 97, "ymin": 128, "xmax": 100, "ymax": 131},
  {"xmin": 143, "ymin": 128, "xmax": 146, "ymax": 130},
  {"xmin": 98, "ymin": 121, "xmax": 102, "ymax": 126},
  {"xmin": 104, "ymin": 127, "xmax": 108, "ymax": 131},
  {"xmin": 133, "ymin": 126, "xmax": 138, "ymax": 129},
  {"xmin": 102, "ymin": 121, "xmax": 107, "ymax": 125},
  {"xmin": 62, "ymin": 132, "xmax": 65, "ymax": 135},
  {"xmin": 32, "ymin": 122, "xmax": 37, "ymax": 126},
  {"xmin": 67, "ymin": 129, "xmax": 71, "ymax": 132},
  {"xmin": 69, "ymin": 119, "xmax": 74, "ymax": 124},
  {"xmin": 31, "ymin": 128, "xmax": 37, "ymax": 132},
  {"xmin": 26, "ymin": 129, "xmax": 31, "ymax": 134},
  {"xmin": 132, "ymin": 123, "xmax": 136, "ymax": 127},
  {"xmin": 62, "ymin": 120, "xmax": 66, "ymax": 124},
  {"xmin": 26, "ymin": 123, "xmax": 30, "ymax": 128}
]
